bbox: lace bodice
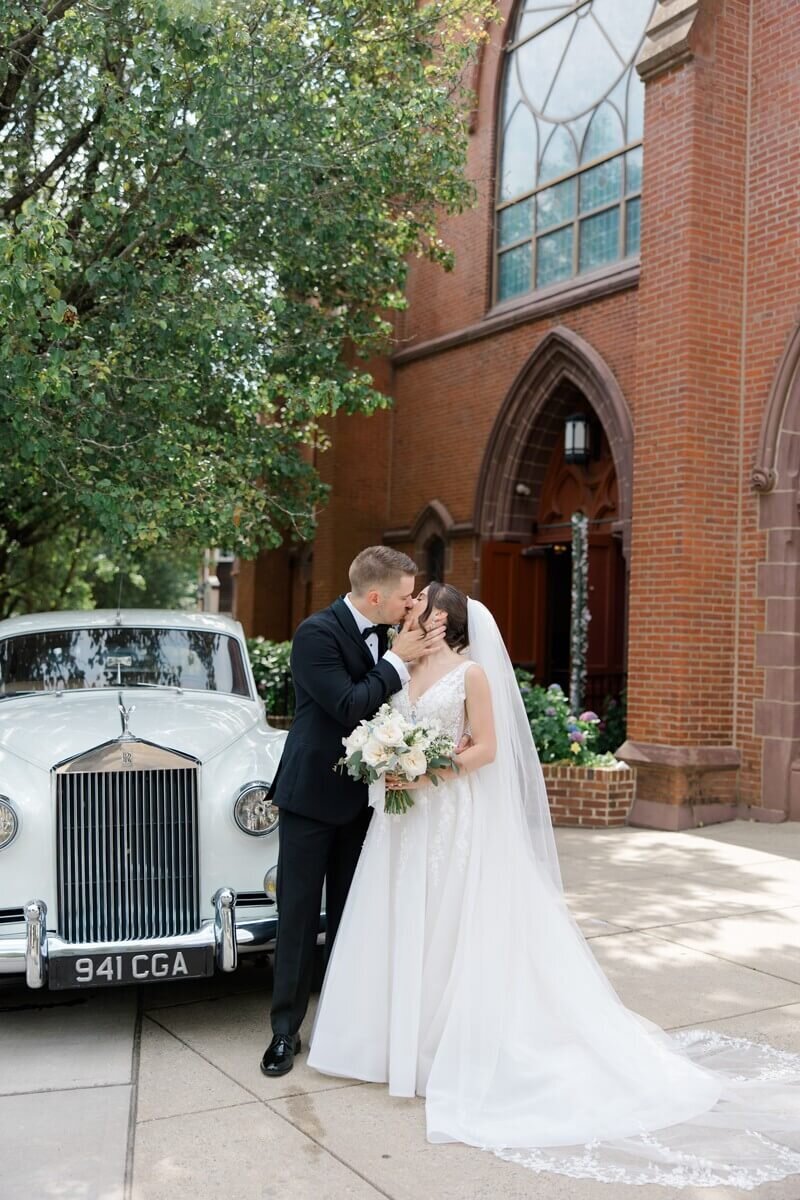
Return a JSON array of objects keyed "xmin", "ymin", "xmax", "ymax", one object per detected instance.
[{"xmin": 392, "ymin": 658, "xmax": 474, "ymax": 743}]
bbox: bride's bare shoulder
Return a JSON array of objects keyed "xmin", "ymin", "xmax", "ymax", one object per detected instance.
[{"xmin": 463, "ymin": 660, "xmax": 488, "ymax": 687}]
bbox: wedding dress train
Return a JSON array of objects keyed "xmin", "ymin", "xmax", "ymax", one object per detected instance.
[{"xmin": 307, "ymin": 602, "xmax": 800, "ymax": 1189}]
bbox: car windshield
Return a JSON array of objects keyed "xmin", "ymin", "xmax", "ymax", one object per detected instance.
[{"xmin": 0, "ymin": 627, "xmax": 251, "ymax": 698}]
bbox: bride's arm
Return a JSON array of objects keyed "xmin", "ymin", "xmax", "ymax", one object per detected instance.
[
  {"xmin": 436, "ymin": 664, "xmax": 497, "ymax": 780},
  {"xmin": 385, "ymin": 665, "xmax": 497, "ymax": 791}
]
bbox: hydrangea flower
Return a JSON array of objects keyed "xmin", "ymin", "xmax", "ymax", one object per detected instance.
[
  {"xmin": 545, "ymin": 706, "xmax": 556, "ymax": 716},
  {"xmin": 569, "ymin": 730, "xmax": 585, "ymax": 743},
  {"xmin": 580, "ymin": 710, "xmax": 600, "ymax": 723}
]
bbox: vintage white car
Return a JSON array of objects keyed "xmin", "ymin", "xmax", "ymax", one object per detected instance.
[{"xmin": 0, "ymin": 608, "xmax": 290, "ymax": 990}]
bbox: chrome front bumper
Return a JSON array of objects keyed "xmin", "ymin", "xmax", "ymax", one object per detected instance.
[{"xmin": 0, "ymin": 889, "xmax": 280, "ymax": 989}]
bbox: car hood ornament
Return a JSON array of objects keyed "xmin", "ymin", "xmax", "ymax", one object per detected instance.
[{"xmin": 118, "ymin": 691, "xmax": 136, "ymax": 738}]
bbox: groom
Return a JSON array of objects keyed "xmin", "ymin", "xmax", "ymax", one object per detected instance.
[{"xmin": 260, "ymin": 545, "xmax": 448, "ymax": 1076}]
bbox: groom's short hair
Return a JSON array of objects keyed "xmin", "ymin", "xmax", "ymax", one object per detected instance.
[{"xmin": 349, "ymin": 546, "xmax": 418, "ymax": 595}]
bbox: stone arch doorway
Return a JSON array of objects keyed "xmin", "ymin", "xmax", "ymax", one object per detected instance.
[
  {"xmin": 474, "ymin": 327, "xmax": 634, "ymax": 708},
  {"xmin": 752, "ymin": 323, "xmax": 800, "ymax": 819}
]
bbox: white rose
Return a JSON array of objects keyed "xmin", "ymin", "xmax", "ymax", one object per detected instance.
[
  {"xmin": 398, "ymin": 746, "xmax": 428, "ymax": 779},
  {"xmin": 363, "ymin": 738, "xmax": 391, "ymax": 767},
  {"xmin": 374, "ymin": 717, "xmax": 408, "ymax": 748},
  {"xmin": 344, "ymin": 724, "xmax": 371, "ymax": 753}
]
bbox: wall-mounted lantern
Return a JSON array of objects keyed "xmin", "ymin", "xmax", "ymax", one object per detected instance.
[{"xmin": 564, "ymin": 413, "xmax": 591, "ymax": 464}]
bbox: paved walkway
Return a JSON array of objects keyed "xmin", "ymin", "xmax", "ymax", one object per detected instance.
[{"xmin": 3, "ymin": 820, "xmax": 800, "ymax": 1200}]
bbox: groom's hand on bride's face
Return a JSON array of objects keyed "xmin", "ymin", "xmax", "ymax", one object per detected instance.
[{"xmin": 391, "ymin": 617, "xmax": 446, "ymax": 662}]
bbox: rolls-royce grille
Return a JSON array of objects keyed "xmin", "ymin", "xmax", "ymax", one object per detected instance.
[{"xmin": 56, "ymin": 767, "xmax": 199, "ymax": 943}]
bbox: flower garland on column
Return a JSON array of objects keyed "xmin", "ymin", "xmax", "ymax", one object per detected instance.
[{"xmin": 570, "ymin": 510, "xmax": 590, "ymax": 715}]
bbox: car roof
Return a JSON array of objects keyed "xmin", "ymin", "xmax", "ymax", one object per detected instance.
[{"xmin": 0, "ymin": 609, "xmax": 246, "ymax": 639}]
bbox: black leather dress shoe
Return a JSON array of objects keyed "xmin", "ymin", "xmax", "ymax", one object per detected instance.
[{"xmin": 260, "ymin": 1033, "xmax": 301, "ymax": 1077}]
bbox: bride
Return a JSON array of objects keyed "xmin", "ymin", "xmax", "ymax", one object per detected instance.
[{"xmin": 307, "ymin": 583, "xmax": 800, "ymax": 1189}]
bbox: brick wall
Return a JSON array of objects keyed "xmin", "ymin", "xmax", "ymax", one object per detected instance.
[
  {"xmin": 241, "ymin": 0, "xmax": 800, "ymax": 822},
  {"xmin": 543, "ymin": 763, "xmax": 636, "ymax": 828}
]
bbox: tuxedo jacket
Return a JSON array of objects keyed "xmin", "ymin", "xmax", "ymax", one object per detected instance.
[{"xmin": 267, "ymin": 595, "xmax": 404, "ymax": 825}]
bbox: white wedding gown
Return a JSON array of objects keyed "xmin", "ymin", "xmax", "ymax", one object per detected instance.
[{"xmin": 308, "ymin": 646, "xmax": 800, "ymax": 1189}]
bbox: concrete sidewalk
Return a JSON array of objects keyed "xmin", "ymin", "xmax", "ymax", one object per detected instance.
[{"xmin": 3, "ymin": 819, "xmax": 800, "ymax": 1200}]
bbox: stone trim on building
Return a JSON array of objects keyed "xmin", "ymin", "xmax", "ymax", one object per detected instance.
[
  {"xmin": 752, "ymin": 321, "xmax": 800, "ymax": 494},
  {"xmin": 616, "ymin": 739, "xmax": 741, "ymax": 829},
  {"xmin": 754, "ymin": 319, "xmax": 800, "ymax": 819},
  {"xmin": 383, "ymin": 499, "xmax": 474, "ymax": 545},
  {"xmin": 636, "ymin": 0, "xmax": 702, "ymax": 82},
  {"xmin": 392, "ymin": 260, "xmax": 639, "ymax": 367},
  {"xmin": 473, "ymin": 325, "xmax": 634, "ymax": 556},
  {"xmin": 383, "ymin": 500, "xmax": 474, "ymax": 580}
]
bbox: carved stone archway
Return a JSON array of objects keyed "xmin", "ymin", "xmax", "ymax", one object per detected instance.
[
  {"xmin": 474, "ymin": 326, "xmax": 634, "ymax": 556},
  {"xmin": 752, "ymin": 322, "xmax": 800, "ymax": 819}
]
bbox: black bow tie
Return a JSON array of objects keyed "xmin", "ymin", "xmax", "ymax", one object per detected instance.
[{"xmin": 361, "ymin": 624, "xmax": 381, "ymax": 639}]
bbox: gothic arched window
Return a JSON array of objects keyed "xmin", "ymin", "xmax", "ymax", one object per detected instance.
[
  {"xmin": 495, "ymin": 1, "xmax": 655, "ymax": 303},
  {"xmin": 425, "ymin": 535, "xmax": 446, "ymax": 585}
]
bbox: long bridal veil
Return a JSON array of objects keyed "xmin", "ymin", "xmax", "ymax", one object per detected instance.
[
  {"xmin": 465, "ymin": 595, "xmax": 563, "ymax": 893},
  {"xmin": 425, "ymin": 598, "xmax": 800, "ymax": 1189}
]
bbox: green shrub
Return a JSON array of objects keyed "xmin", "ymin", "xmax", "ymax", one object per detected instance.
[
  {"xmin": 246, "ymin": 637, "xmax": 294, "ymax": 718},
  {"xmin": 513, "ymin": 670, "xmax": 617, "ymax": 766}
]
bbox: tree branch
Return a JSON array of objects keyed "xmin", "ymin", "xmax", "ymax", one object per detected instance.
[
  {"xmin": 1, "ymin": 108, "xmax": 102, "ymax": 216},
  {"xmin": 0, "ymin": 0, "xmax": 80, "ymax": 134}
]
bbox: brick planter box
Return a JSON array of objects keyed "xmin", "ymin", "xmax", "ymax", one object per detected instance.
[
  {"xmin": 266, "ymin": 714, "xmax": 293, "ymax": 730},
  {"xmin": 542, "ymin": 762, "xmax": 637, "ymax": 827}
]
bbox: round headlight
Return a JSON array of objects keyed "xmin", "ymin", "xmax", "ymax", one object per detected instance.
[
  {"xmin": 234, "ymin": 783, "xmax": 279, "ymax": 836},
  {"xmin": 263, "ymin": 866, "xmax": 277, "ymax": 904},
  {"xmin": 0, "ymin": 798, "xmax": 19, "ymax": 850}
]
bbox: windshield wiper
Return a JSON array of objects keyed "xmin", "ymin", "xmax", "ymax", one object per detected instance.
[{"xmin": 120, "ymin": 682, "xmax": 183, "ymax": 692}]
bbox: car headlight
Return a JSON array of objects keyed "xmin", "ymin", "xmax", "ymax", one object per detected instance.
[
  {"xmin": 0, "ymin": 797, "xmax": 19, "ymax": 850},
  {"xmin": 263, "ymin": 866, "xmax": 277, "ymax": 904},
  {"xmin": 234, "ymin": 782, "xmax": 279, "ymax": 836}
]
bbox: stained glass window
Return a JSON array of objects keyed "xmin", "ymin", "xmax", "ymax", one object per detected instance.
[{"xmin": 495, "ymin": 1, "xmax": 655, "ymax": 303}]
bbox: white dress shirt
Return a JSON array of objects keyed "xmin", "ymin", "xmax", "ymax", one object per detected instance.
[{"xmin": 343, "ymin": 594, "xmax": 409, "ymax": 685}]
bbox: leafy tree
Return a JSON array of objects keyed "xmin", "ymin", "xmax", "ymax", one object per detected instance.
[
  {"xmin": 0, "ymin": 0, "xmax": 493, "ymax": 612},
  {"xmin": 0, "ymin": 524, "xmax": 201, "ymax": 618}
]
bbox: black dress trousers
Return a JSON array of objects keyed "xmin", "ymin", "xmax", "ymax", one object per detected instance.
[{"xmin": 270, "ymin": 805, "xmax": 371, "ymax": 1037}]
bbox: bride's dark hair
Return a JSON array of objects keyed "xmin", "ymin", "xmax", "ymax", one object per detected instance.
[{"xmin": 418, "ymin": 582, "xmax": 469, "ymax": 652}]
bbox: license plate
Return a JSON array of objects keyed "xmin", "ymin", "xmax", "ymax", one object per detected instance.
[{"xmin": 49, "ymin": 945, "xmax": 214, "ymax": 990}]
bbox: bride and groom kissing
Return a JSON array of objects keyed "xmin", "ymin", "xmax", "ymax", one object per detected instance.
[{"xmin": 260, "ymin": 545, "xmax": 800, "ymax": 1189}]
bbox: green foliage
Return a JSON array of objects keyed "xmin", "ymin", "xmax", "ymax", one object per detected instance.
[
  {"xmin": 247, "ymin": 636, "xmax": 294, "ymax": 717},
  {"xmin": 514, "ymin": 670, "xmax": 617, "ymax": 767},
  {"xmin": 90, "ymin": 546, "xmax": 201, "ymax": 609},
  {"xmin": 0, "ymin": 0, "xmax": 495, "ymax": 610},
  {"xmin": 0, "ymin": 519, "xmax": 201, "ymax": 617}
]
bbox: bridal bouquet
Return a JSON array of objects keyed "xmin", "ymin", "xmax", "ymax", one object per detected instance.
[{"xmin": 335, "ymin": 703, "xmax": 459, "ymax": 815}]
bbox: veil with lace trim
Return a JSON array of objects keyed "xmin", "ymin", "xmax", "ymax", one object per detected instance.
[{"xmin": 423, "ymin": 599, "xmax": 800, "ymax": 1189}]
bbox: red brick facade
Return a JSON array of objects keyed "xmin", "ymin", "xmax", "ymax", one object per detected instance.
[
  {"xmin": 236, "ymin": 0, "xmax": 800, "ymax": 828},
  {"xmin": 543, "ymin": 763, "xmax": 636, "ymax": 829}
]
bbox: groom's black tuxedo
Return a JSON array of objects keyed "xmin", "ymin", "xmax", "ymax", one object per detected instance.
[
  {"xmin": 268, "ymin": 595, "xmax": 402, "ymax": 823},
  {"xmin": 268, "ymin": 594, "xmax": 406, "ymax": 1038}
]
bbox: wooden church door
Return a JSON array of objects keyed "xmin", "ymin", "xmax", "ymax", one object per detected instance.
[{"xmin": 480, "ymin": 541, "xmax": 546, "ymax": 674}]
